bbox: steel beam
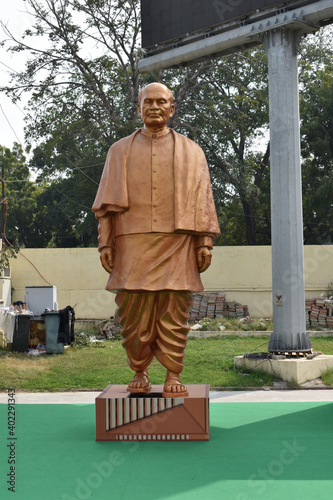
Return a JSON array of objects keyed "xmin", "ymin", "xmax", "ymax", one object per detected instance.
[{"xmin": 138, "ymin": 0, "xmax": 333, "ymax": 73}]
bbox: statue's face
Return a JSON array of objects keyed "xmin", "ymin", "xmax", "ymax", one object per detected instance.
[{"xmin": 138, "ymin": 86, "xmax": 175, "ymax": 130}]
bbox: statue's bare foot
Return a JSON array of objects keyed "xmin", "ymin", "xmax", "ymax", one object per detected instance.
[
  {"xmin": 127, "ymin": 370, "xmax": 151, "ymax": 394},
  {"xmin": 162, "ymin": 372, "xmax": 188, "ymax": 398}
]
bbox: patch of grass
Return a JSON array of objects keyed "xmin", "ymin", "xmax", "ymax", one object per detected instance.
[
  {"xmin": 0, "ymin": 343, "xmax": 132, "ymax": 391},
  {"xmin": 312, "ymin": 336, "xmax": 333, "ymax": 352},
  {"xmin": 321, "ymin": 370, "xmax": 333, "ymax": 385},
  {"xmin": 1, "ymin": 336, "xmax": 333, "ymax": 391},
  {"xmin": 317, "ymin": 335, "xmax": 333, "ymax": 385}
]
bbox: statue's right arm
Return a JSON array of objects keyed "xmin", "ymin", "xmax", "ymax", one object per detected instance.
[
  {"xmin": 100, "ymin": 247, "xmax": 113, "ymax": 274},
  {"xmin": 97, "ymin": 215, "xmax": 114, "ymax": 274}
]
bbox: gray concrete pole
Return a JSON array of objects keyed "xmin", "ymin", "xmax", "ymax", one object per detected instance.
[{"xmin": 264, "ymin": 29, "xmax": 311, "ymax": 354}]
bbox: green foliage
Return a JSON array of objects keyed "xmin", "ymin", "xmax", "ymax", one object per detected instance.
[
  {"xmin": 1, "ymin": 0, "xmax": 146, "ymax": 247},
  {"xmin": 170, "ymin": 49, "xmax": 271, "ymax": 245},
  {"xmin": 71, "ymin": 332, "xmax": 91, "ymax": 348},
  {"xmin": 299, "ymin": 29, "xmax": 333, "ymax": 244},
  {"xmin": 321, "ymin": 369, "xmax": 333, "ymax": 386},
  {"xmin": 91, "ymin": 342, "xmax": 106, "ymax": 348},
  {"xmin": 194, "ymin": 316, "xmax": 273, "ymax": 332},
  {"xmin": 0, "ymin": 144, "xmax": 34, "ymax": 248},
  {"xmin": 1, "ymin": 143, "xmax": 83, "ymax": 248},
  {"xmin": 325, "ymin": 281, "xmax": 333, "ymax": 299},
  {"xmin": 0, "ymin": 244, "xmax": 19, "ymax": 271},
  {"xmin": 0, "ymin": 2, "xmax": 332, "ymax": 247}
]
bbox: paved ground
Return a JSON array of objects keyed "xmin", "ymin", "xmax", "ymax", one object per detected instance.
[{"xmin": 1, "ymin": 389, "xmax": 333, "ymax": 404}]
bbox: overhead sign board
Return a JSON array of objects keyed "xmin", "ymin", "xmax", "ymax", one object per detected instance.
[
  {"xmin": 141, "ymin": 0, "xmax": 316, "ymax": 48},
  {"xmin": 139, "ymin": 0, "xmax": 333, "ymax": 72}
]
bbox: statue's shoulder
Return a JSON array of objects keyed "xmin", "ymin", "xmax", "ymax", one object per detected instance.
[
  {"xmin": 109, "ymin": 130, "xmax": 140, "ymax": 152},
  {"xmin": 171, "ymin": 129, "xmax": 204, "ymax": 153}
]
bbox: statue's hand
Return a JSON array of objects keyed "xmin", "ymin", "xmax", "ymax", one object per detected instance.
[
  {"xmin": 196, "ymin": 246, "xmax": 212, "ymax": 273},
  {"xmin": 100, "ymin": 247, "xmax": 113, "ymax": 274}
]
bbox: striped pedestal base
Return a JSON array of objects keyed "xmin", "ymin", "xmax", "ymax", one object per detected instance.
[{"xmin": 95, "ymin": 384, "xmax": 209, "ymax": 441}]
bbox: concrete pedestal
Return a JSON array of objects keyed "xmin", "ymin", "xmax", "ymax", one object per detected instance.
[
  {"xmin": 95, "ymin": 384, "xmax": 209, "ymax": 441},
  {"xmin": 235, "ymin": 354, "xmax": 333, "ymax": 384}
]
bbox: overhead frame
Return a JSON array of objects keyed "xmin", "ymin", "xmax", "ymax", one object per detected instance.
[
  {"xmin": 141, "ymin": 0, "xmax": 315, "ymax": 48},
  {"xmin": 138, "ymin": 0, "xmax": 333, "ymax": 73}
]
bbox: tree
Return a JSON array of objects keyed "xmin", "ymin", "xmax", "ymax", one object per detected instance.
[
  {"xmin": 1, "ymin": 2, "xmax": 332, "ymax": 247},
  {"xmin": 1, "ymin": 0, "xmax": 215, "ymax": 246},
  {"xmin": 299, "ymin": 28, "xmax": 333, "ymax": 244},
  {"xmin": 2, "ymin": 0, "xmax": 271, "ymax": 245},
  {"xmin": 0, "ymin": 143, "xmax": 36, "ymax": 249},
  {"xmin": 169, "ymin": 49, "xmax": 271, "ymax": 245},
  {"xmin": 1, "ymin": 143, "xmax": 89, "ymax": 248}
]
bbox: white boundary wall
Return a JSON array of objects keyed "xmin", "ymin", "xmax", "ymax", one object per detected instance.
[{"xmin": 9, "ymin": 246, "xmax": 333, "ymax": 319}]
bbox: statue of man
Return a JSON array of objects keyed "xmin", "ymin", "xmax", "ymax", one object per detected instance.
[{"xmin": 92, "ymin": 82, "xmax": 220, "ymax": 397}]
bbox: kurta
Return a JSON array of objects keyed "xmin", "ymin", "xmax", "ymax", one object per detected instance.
[
  {"xmin": 92, "ymin": 128, "xmax": 220, "ymax": 234},
  {"xmin": 92, "ymin": 127, "xmax": 220, "ymax": 292}
]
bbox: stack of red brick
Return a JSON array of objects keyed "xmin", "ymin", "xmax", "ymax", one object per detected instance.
[
  {"xmin": 190, "ymin": 291, "xmax": 249, "ymax": 322},
  {"xmin": 306, "ymin": 298, "xmax": 333, "ymax": 329}
]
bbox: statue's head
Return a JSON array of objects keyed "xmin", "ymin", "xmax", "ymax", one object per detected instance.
[{"xmin": 138, "ymin": 82, "xmax": 175, "ymax": 131}]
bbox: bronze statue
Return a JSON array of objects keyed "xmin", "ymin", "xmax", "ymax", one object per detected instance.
[{"xmin": 92, "ymin": 82, "xmax": 220, "ymax": 397}]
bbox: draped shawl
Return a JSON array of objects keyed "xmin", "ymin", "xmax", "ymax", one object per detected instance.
[{"xmin": 92, "ymin": 129, "xmax": 220, "ymax": 237}]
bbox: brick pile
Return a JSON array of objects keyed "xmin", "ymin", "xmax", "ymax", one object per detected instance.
[
  {"xmin": 224, "ymin": 302, "xmax": 250, "ymax": 318},
  {"xmin": 190, "ymin": 291, "xmax": 249, "ymax": 322},
  {"xmin": 305, "ymin": 298, "xmax": 333, "ymax": 329}
]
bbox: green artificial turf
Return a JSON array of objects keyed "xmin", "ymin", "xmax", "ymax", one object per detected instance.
[{"xmin": 1, "ymin": 402, "xmax": 333, "ymax": 500}]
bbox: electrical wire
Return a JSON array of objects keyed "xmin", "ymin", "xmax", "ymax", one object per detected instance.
[
  {"xmin": 1, "ymin": 180, "xmax": 51, "ymax": 285},
  {"xmin": 52, "ymin": 185, "xmax": 92, "ymax": 210},
  {"xmin": 0, "ymin": 105, "xmax": 22, "ymax": 145},
  {"xmin": 0, "ymin": 61, "xmax": 20, "ymax": 74},
  {"xmin": 16, "ymin": 250, "xmax": 52, "ymax": 286},
  {"xmin": 233, "ymin": 337, "xmax": 311, "ymax": 380}
]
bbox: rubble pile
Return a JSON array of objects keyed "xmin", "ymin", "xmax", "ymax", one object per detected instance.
[{"xmin": 100, "ymin": 316, "xmax": 122, "ymax": 340}]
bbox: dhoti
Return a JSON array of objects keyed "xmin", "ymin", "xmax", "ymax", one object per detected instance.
[{"xmin": 115, "ymin": 291, "xmax": 193, "ymax": 374}]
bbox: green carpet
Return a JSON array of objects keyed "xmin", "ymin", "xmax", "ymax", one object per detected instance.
[{"xmin": 1, "ymin": 402, "xmax": 333, "ymax": 500}]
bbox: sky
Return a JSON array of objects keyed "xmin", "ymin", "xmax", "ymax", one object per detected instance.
[
  {"xmin": 0, "ymin": 0, "xmax": 107, "ymax": 152},
  {"xmin": 0, "ymin": 0, "xmax": 33, "ymax": 150}
]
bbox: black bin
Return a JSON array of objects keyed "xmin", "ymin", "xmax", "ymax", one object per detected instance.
[{"xmin": 12, "ymin": 314, "xmax": 31, "ymax": 352}]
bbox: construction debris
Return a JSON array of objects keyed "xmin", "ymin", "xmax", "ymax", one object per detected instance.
[
  {"xmin": 306, "ymin": 298, "xmax": 333, "ymax": 329},
  {"xmin": 189, "ymin": 291, "xmax": 249, "ymax": 322}
]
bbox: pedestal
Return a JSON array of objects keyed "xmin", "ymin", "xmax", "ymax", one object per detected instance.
[
  {"xmin": 234, "ymin": 354, "xmax": 333, "ymax": 385},
  {"xmin": 95, "ymin": 384, "xmax": 209, "ymax": 441}
]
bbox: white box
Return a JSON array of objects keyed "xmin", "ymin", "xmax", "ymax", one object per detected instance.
[{"xmin": 25, "ymin": 286, "xmax": 58, "ymax": 315}]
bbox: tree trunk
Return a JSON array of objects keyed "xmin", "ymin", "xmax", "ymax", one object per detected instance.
[{"xmin": 241, "ymin": 198, "xmax": 257, "ymax": 245}]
